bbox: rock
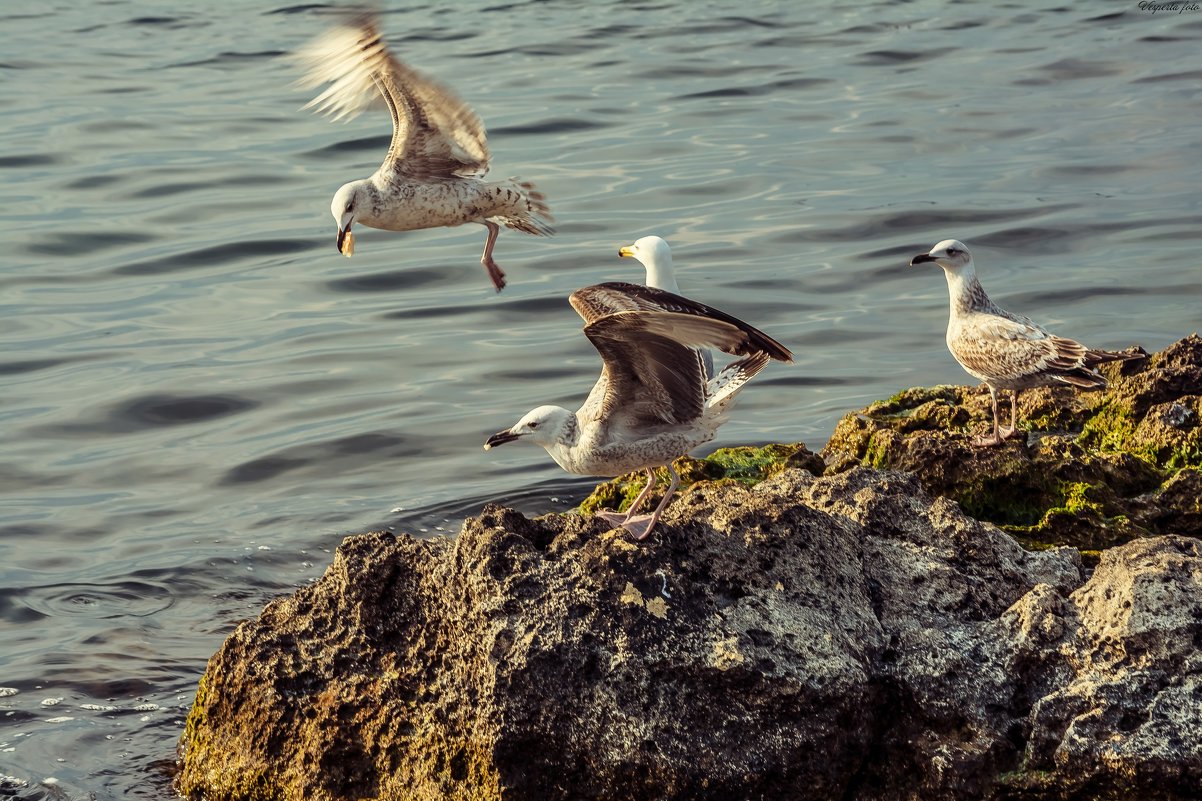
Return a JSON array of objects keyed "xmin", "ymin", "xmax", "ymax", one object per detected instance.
[
  {"xmin": 176, "ymin": 468, "xmax": 1202, "ymax": 801},
  {"xmin": 577, "ymin": 441, "xmax": 825, "ymax": 518},
  {"xmin": 820, "ymin": 335, "xmax": 1202, "ymax": 554}
]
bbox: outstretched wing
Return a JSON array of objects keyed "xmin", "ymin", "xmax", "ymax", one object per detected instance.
[
  {"xmin": 294, "ymin": 12, "xmax": 490, "ymax": 179},
  {"xmin": 570, "ymin": 284, "xmax": 791, "ymax": 428},
  {"xmin": 569, "ymin": 283, "xmax": 793, "ymax": 363}
]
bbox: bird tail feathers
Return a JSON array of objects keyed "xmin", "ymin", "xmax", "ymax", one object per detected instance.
[{"xmin": 493, "ymin": 177, "xmax": 555, "ymax": 237}]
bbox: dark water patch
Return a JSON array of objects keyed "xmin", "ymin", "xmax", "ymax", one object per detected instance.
[
  {"xmin": 1036, "ymin": 58, "xmax": 1124, "ymax": 81},
  {"xmin": 482, "ymin": 365, "xmax": 581, "ymax": 384},
  {"xmin": 1134, "ymin": 69, "xmax": 1202, "ymax": 84},
  {"xmin": 1084, "ymin": 11, "xmax": 1126, "ymax": 22},
  {"xmin": 171, "ymin": 50, "xmax": 288, "ymax": 68},
  {"xmin": 0, "ymin": 587, "xmax": 49, "ymax": 624},
  {"xmin": 81, "ymin": 119, "xmax": 152, "ymax": 135},
  {"xmin": 972, "ymin": 226, "xmax": 1081, "ymax": 251},
  {"xmin": 127, "ymin": 16, "xmax": 182, "ymax": 25},
  {"xmin": 126, "ymin": 181, "xmax": 209, "ymax": 199},
  {"xmin": 634, "ymin": 63, "xmax": 762, "ymax": 80},
  {"xmin": 326, "ymin": 266, "xmax": 457, "ymax": 293},
  {"xmin": 490, "ymin": 118, "xmax": 609, "ymax": 136},
  {"xmin": 783, "ymin": 206, "xmax": 1074, "ymax": 245},
  {"xmin": 941, "ymin": 18, "xmax": 988, "ymax": 30},
  {"xmin": 220, "ymin": 431, "xmax": 414, "ymax": 485},
  {"xmin": 266, "ymin": 4, "xmax": 336, "ymax": 14},
  {"xmin": 856, "ymin": 49, "xmax": 943, "ymax": 66},
  {"xmin": 42, "ymin": 393, "xmax": 258, "ymax": 437},
  {"xmin": 398, "ymin": 30, "xmax": 479, "ymax": 43},
  {"xmin": 63, "ymin": 174, "xmax": 125, "ymax": 191},
  {"xmin": 756, "ymin": 373, "xmax": 867, "ymax": 389},
  {"xmin": 118, "ymin": 394, "xmax": 259, "ymax": 428},
  {"xmin": 301, "ymin": 134, "xmax": 391, "ymax": 160},
  {"xmin": 0, "ymin": 153, "xmax": 59, "ymax": 168},
  {"xmin": 0, "ymin": 358, "xmax": 69, "ymax": 376},
  {"xmin": 25, "ymin": 231, "xmax": 155, "ymax": 257},
  {"xmin": 1007, "ymin": 285, "xmax": 1150, "ymax": 307},
  {"xmin": 114, "ymin": 238, "xmax": 314, "ymax": 276},
  {"xmin": 673, "ymin": 78, "xmax": 831, "ymax": 101}
]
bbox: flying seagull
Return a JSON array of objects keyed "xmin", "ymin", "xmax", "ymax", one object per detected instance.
[
  {"xmin": 294, "ymin": 12, "xmax": 554, "ymax": 291},
  {"xmin": 910, "ymin": 239, "xmax": 1141, "ymax": 446},
  {"xmin": 618, "ymin": 235, "xmax": 714, "ymax": 378},
  {"xmin": 484, "ymin": 282, "xmax": 792, "ymax": 540}
]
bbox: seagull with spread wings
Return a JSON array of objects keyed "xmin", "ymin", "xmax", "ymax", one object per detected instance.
[
  {"xmin": 911, "ymin": 239, "xmax": 1142, "ymax": 446},
  {"xmin": 485, "ymin": 282, "xmax": 792, "ymax": 540},
  {"xmin": 618, "ymin": 235, "xmax": 715, "ymax": 378},
  {"xmin": 295, "ymin": 13, "xmax": 554, "ymax": 291}
]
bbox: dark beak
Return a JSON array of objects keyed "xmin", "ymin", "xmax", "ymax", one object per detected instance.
[
  {"xmin": 909, "ymin": 253, "xmax": 937, "ymax": 266},
  {"xmin": 483, "ymin": 430, "xmax": 521, "ymax": 450},
  {"xmin": 336, "ymin": 221, "xmax": 353, "ymax": 256}
]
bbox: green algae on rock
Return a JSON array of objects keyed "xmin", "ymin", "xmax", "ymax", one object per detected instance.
[
  {"xmin": 820, "ymin": 335, "xmax": 1202, "ymax": 551},
  {"xmin": 577, "ymin": 442, "xmax": 825, "ymax": 517}
]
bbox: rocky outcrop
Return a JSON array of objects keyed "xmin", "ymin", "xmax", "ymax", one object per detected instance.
[
  {"xmin": 176, "ymin": 468, "xmax": 1202, "ymax": 801},
  {"xmin": 821, "ymin": 334, "xmax": 1202, "ymax": 554}
]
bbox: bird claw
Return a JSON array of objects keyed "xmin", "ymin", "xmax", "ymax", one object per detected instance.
[
  {"xmin": 620, "ymin": 514, "xmax": 657, "ymax": 541},
  {"xmin": 595, "ymin": 510, "xmax": 628, "ymax": 527},
  {"xmin": 482, "ymin": 256, "xmax": 506, "ymax": 292}
]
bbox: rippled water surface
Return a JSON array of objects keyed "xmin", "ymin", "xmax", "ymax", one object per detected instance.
[{"xmin": 2, "ymin": 0, "xmax": 1200, "ymax": 796}]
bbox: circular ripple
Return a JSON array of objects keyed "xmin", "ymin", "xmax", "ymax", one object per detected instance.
[{"xmin": 20, "ymin": 581, "xmax": 175, "ymax": 620}]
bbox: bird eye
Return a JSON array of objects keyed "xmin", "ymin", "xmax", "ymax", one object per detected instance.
[
  {"xmin": 528, "ymin": 421, "xmax": 539, "ymax": 430},
  {"xmin": 946, "ymin": 247, "xmax": 961, "ymax": 256},
  {"xmin": 344, "ymin": 203, "xmax": 353, "ymax": 213}
]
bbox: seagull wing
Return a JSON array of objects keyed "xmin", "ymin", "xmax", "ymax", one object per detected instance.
[
  {"xmin": 295, "ymin": 13, "xmax": 490, "ymax": 180},
  {"xmin": 953, "ymin": 313, "xmax": 1103, "ymax": 385},
  {"xmin": 570, "ymin": 283, "xmax": 791, "ymax": 428},
  {"xmin": 569, "ymin": 283, "xmax": 793, "ymax": 363}
]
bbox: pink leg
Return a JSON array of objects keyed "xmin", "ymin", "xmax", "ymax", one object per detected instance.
[
  {"xmin": 596, "ymin": 469, "xmax": 656, "ymax": 528},
  {"xmin": 972, "ymin": 386, "xmax": 1004, "ymax": 447},
  {"xmin": 622, "ymin": 464, "xmax": 680, "ymax": 542},
  {"xmin": 999, "ymin": 391, "xmax": 1023, "ymax": 440},
  {"xmin": 479, "ymin": 220, "xmax": 505, "ymax": 292}
]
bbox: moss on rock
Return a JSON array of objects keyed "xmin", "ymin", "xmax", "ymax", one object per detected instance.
[
  {"xmin": 577, "ymin": 443, "xmax": 824, "ymax": 517},
  {"xmin": 819, "ymin": 335, "xmax": 1202, "ymax": 553}
]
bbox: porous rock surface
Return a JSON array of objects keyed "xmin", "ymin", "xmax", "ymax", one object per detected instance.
[{"xmin": 177, "ymin": 468, "xmax": 1202, "ymax": 801}]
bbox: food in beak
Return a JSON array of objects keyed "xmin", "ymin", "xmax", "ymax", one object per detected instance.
[{"xmin": 338, "ymin": 228, "xmax": 355, "ymax": 257}]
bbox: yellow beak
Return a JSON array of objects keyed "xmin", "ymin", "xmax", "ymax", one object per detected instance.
[{"xmin": 618, "ymin": 245, "xmax": 634, "ymax": 258}]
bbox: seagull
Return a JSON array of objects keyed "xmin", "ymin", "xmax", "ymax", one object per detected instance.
[
  {"xmin": 910, "ymin": 239, "xmax": 1142, "ymax": 447},
  {"xmin": 294, "ymin": 12, "xmax": 554, "ymax": 292},
  {"xmin": 484, "ymin": 282, "xmax": 792, "ymax": 540},
  {"xmin": 618, "ymin": 235, "xmax": 714, "ymax": 378}
]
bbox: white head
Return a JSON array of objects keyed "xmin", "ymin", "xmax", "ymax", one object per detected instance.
[
  {"xmin": 618, "ymin": 235, "xmax": 679, "ymax": 294},
  {"xmin": 331, "ymin": 180, "xmax": 370, "ymax": 257},
  {"xmin": 909, "ymin": 239, "xmax": 974, "ymax": 274},
  {"xmin": 483, "ymin": 405, "xmax": 575, "ymax": 452}
]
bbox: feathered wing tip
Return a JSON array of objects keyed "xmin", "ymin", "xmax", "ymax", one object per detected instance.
[
  {"xmin": 706, "ymin": 352, "xmax": 771, "ymax": 409},
  {"xmin": 291, "ymin": 11, "xmax": 384, "ymax": 121},
  {"xmin": 494, "ymin": 177, "xmax": 555, "ymax": 237},
  {"xmin": 1084, "ymin": 347, "xmax": 1147, "ymax": 368},
  {"xmin": 1052, "ymin": 368, "xmax": 1109, "ymax": 390}
]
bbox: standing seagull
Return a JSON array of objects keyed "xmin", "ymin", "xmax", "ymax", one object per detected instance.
[
  {"xmin": 484, "ymin": 282, "xmax": 792, "ymax": 540},
  {"xmin": 910, "ymin": 239, "xmax": 1141, "ymax": 447},
  {"xmin": 295, "ymin": 13, "xmax": 554, "ymax": 291},
  {"xmin": 618, "ymin": 235, "xmax": 714, "ymax": 377}
]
